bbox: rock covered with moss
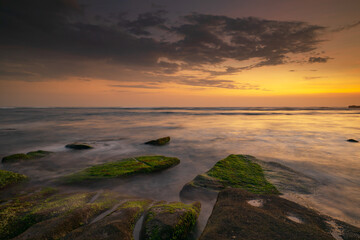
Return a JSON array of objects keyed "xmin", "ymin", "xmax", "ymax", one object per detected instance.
[
  {"xmin": 65, "ymin": 143, "xmax": 93, "ymax": 150},
  {"xmin": 0, "ymin": 187, "xmax": 152, "ymax": 240},
  {"xmin": 2, "ymin": 150, "xmax": 52, "ymax": 163},
  {"xmin": 0, "ymin": 169, "xmax": 27, "ymax": 190},
  {"xmin": 142, "ymin": 201, "xmax": 201, "ymax": 240},
  {"xmin": 180, "ymin": 154, "xmax": 279, "ymax": 200},
  {"xmin": 200, "ymin": 188, "xmax": 360, "ymax": 240},
  {"xmin": 145, "ymin": 136, "xmax": 171, "ymax": 146},
  {"xmin": 64, "ymin": 155, "xmax": 180, "ymax": 183}
]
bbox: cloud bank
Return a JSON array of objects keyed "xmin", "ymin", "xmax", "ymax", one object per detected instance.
[{"xmin": 0, "ymin": 0, "xmax": 327, "ymax": 89}]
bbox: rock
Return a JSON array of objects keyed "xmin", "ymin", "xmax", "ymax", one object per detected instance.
[
  {"xmin": 2, "ymin": 150, "xmax": 52, "ymax": 163},
  {"xmin": 65, "ymin": 143, "xmax": 93, "ymax": 150},
  {"xmin": 0, "ymin": 188, "xmax": 125, "ymax": 240},
  {"xmin": 0, "ymin": 169, "xmax": 28, "ymax": 190},
  {"xmin": 142, "ymin": 201, "xmax": 201, "ymax": 240},
  {"xmin": 250, "ymin": 156, "xmax": 318, "ymax": 194},
  {"xmin": 63, "ymin": 199, "xmax": 151, "ymax": 240},
  {"xmin": 200, "ymin": 188, "xmax": 360, "ymax": 240},
  {"xmin": 347, "ymin": 139, "xmax": 359, "ymax": 143},
  {"xmin": 64, "ymin": 155, "xmax": 180, "ymax": 183},
  {"xmin": 180, "ymin": 154, "xmax": 279, "ymax": 200},
  {"xmin": 145, "ymin": 136, "xmax": 170, "ymax": 146}
]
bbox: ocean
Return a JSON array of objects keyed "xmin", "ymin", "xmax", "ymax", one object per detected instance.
[{"xmin": 0, "ymin": 107, "xmax": 359, "ymax": 232}]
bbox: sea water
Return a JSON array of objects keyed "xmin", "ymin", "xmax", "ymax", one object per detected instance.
[{"xmin": 0, "ymin": 107, "xmax": 359, "ymax": 229}]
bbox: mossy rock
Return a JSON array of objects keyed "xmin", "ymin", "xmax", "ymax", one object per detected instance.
[
  {"xmin": 2, "ymin": 150, "xmax": 52, "ymax": 163},
  {"xmin": 64, "ymin": 155, "xmax": 180, "ymax": 183},
  {"xmin": 180, "ymin": 154, "xmax": 279, "ymax": 200},
  {"xmin": 63, "ymin": 199, "xmax": 151, "ymax": 240},
  {"xmin": 0, "ymin": 189, "xmax": 121, "ymax": 240},
  {"xmin": 200, "ymin": 188, "xmax": 360, "ymax": 240},
  {"xmin": 65, "ymin": 143, "xmax": 93, "ymax": 150},
  {"xmin": 145, "ymin": 136, "xmax": 171, "ymax": 146},
  {"xmin": 0, "ymin": 169, "xmax": 28, "ymax": 190},
  {"xmin": 142, "ymin": 201, "xmax": 201, "ymax": 240}
]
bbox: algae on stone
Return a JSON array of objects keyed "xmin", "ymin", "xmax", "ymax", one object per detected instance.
[
  {"xmin": 64, "ymin": 155, "xmax": 180, "ymax": 183},
  {"xmin": 65, "ymin": 143, "xmax": 93, "ymax": 150},
  {"xmin": 2, "ymin": 150, "xmax": 52, "ymax": 163},
  {"xmin": 0, "ymin": 189, "xmax": 120, "ymax": 240},
  {"xmin": 145, "ymin": 136, "xmax": 171, "ymax": 146},
  {"xmin": 181, "ymin": 154, "xmax": 279, "ymax": 200},
  {"xmin": 200, "ymin": 188, "xmax": 360, "ymax": 240},
  {"xmin": 63, "ymin": 199, "xmax": 152, "ymax": 240},
  {"xmin": 142, "ymin": 201, "xmax": 201, "ymax": 240},
  {"xmin": 0, "ymin": 169, "xmax": 28, "ymax": 189}
]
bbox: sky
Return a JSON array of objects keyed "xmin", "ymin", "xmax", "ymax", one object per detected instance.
[{"xmin": 0, "ymin": 0, "xmax": 359, "ymax": 107}]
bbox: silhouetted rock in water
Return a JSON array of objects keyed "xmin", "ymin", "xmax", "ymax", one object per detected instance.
[
  {"xmin": 65, "ymin": 143, "xmax": 93, "ymax": 150},
  {"xmin": 63, "ymin": 155, "xmax": 180, "ymax": 183},
  {"xmin": 142, "ymin": 201, "xmax": 201, "ymax": 240},
  {"xmin": 200, "ymin": 188, "xmax": 360, "ymax": 240},
  {"xmin": 180, "ymin": 154, "xmax": 280, "ymax": 200},
  {"xmin": 0, "ymin": 169, "xmax": 27, "ymax": 190},
  {"xmin": 347, "ymin": 139, "xmax": 359, "ymax": 143},
  {"xmin": 348, "ymin": 105, "xmax": 360, "ymax": 109},
  {"xmin": 180, "ymin": 154, "xmax": 318, "ymax": 201},
  {"xmin": 145, "ymin": 136, "xmax": 170, "ymax": 146},
  {"xmin": 2, "ymin": 150, "xmax": 52, "ymax": 163}
]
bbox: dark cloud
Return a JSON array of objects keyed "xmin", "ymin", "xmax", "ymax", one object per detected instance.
[
  {"xmin": 332, "ymin": 20, "xmax": 360, "ymax": 32},
  {"xmin": 308, "ymin": 56, "xmax": 331, "ymax": 63},
  {"xmin": 118, "ymin": 10, "xmax": 168, "ymax": 36},
  {"xmin": 0, "ymin": 0, "xmax": 327, "ymax": 88}
]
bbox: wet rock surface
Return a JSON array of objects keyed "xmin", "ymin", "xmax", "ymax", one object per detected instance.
[
  {"xmin": 0, "ymin": 169, "xmax": 27, "ymax": 190},
  {"xmin": 64, "ymin": 155, "xmax": 180, "ymax": 183},
  {"xmin": 180, "ymin": 154, "xmax": 279, "ymax": 200},
  {"xmin": 145, "ymin": 136, "xmax": 171, "ymax": 146},
  {"xmin": 200, "ymin": 188, "xmax": 360, "ymax": 240},
  {"xmin": 142, "ymin": 201, "xmax": 201, "ymax": 240},
  {"xmin": 65, "ymin": 143, "xmax": 94, "ymax": 150},
  {"xmin": 2, "ymin": 150, "xmax": 52, "ymax": 163}
]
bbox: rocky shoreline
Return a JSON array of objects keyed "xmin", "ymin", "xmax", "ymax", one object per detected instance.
[{"xmin": 0, "ymin": 139, "xmax": 359, "ymax": 239}]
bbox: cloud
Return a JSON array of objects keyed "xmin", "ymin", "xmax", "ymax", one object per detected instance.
[
  {"xmin": 308, "ymin": 56, "xmax": 331, "ymax": 63},
  {"xmin": 332, "ymin": 20, "xmax": 360, "ymax": 32},
  {"xmin": 304, "ymin": 76, "xmax": 326, "ymax": 80},
  {"xmin": 0, "ymin": 0, "xmax": 327, "ymax": 88},
  {"xmin": 178, "ymin": 79, "xmax": 261, "ymax": 90},
  {"xmin": 109, "ymin": 84, "xmax": 162, "ymax": 89}
]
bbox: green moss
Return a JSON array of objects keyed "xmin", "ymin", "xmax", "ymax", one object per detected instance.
[
  {"xmin": 64, "ymin": 155, "xmax": 180, "ymax": 183},
  {"xmin": 144, "ymin": 202, "xmax": 201, "ymax": 240},
  {"xmin": 206, "ymin": 154, "xmax": 279, "ymax": 194},
  {"xmin": 2, "ymin": 150, "xmax": 52, "ymax": 163},
  {"xmin": 0, "ymin": 169, "xmax": 28, "ymax": 189},
  {"xmin": 145, "ymin": 136, "xmax": 171, "ymax": 146}
]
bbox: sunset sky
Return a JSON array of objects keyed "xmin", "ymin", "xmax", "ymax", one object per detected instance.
[{"xmin": 1, "ymin": 0, "xmax": 359, "ymax": 107}]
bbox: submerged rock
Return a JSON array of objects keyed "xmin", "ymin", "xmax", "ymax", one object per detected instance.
[
  {"xmin": 64, "ymin": 155, "xmax": 180, "ymax": 183},
  {"xmin": 145, "ymin": 136, "xmax": 170, "ymax": 146},
  {"xmin": 142, "ymin": 201, "xmax": 201, "ymax": 240},
  {"xmin": 347, "ymin": 139, "xmax": 358, "ymax": 143},
  {"xmin": 180, "ymin": 154, "xmax": 279, "ymax": 200},
  {"xmin": 0, "ymin": 169, "xmax": 27, "ymax": 190},
  {"xmin": 65, "ymin": 143, "xmax": 93, "ymax": 150},
  {"xmin": 2, "ymin": 150, "xmax": 52, "ymax": 163},
  {"xmin": 200, "ymin": 188, "xmax": 360, "ymax": 240}
]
